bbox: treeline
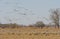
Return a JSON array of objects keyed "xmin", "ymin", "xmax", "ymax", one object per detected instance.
[
  {"xmin": 0, "ymin": 21, "xmax": 50, "ymax": 29},
  {"xmin": 0, "ymin": 23, "xmax": 21, "ymax": 28}
]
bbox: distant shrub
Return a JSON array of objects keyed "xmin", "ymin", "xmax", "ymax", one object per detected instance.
[
  {"xmin": 34, "ymin": 21, "xmax": 45, "ymax": 28},
  {"xmin": 11, "ymin": 32, "xmax": 15, "ymax": 35},
  {"xmin": 28, "ymin": 25, "xmax": 34, "ymax": 27},
  {"xmin": 29, "ymin": 33, "xmax": 32, "ymax": 35},
  {"xmin": 34, "ymin": 33, "xmax": 39, "ymax": 35}
]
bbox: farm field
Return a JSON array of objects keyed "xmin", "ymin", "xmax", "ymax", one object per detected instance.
[{"xmin": 0, "ymin": 27, "xmax": 60, "ymax": 39}]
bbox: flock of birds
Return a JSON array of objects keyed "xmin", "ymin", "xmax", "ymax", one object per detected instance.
[
  {"xmin": 13, "ymin": 7, "xmax": 35, "ymax": 16},
  {"xmin": 5, "ymin": 6, "xmax": 49, "ymax": 22}
]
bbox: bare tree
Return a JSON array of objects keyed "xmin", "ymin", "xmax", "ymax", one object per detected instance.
[{"xmin": 50, "ymin": 8, "xmax": 60, "ymax": 28}]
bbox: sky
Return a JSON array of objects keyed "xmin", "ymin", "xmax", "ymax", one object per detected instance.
[{"xmin": 0, "ymin": 0, "xmax": 60, "ymax": 25}]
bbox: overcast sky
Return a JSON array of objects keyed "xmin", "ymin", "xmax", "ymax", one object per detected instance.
[{"xmin": 0, "ymin": 0, "xmax": 60, "ymax": 25}]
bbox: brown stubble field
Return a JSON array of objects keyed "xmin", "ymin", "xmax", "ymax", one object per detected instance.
[{"xmin": 0, "ymin": 27, "xmax": 60, "ymax": 39}]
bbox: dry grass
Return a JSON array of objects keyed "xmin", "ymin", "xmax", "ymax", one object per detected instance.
[{"xmin": 0, "ymin": 27, "xmax": 60, "ymax": 39}]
